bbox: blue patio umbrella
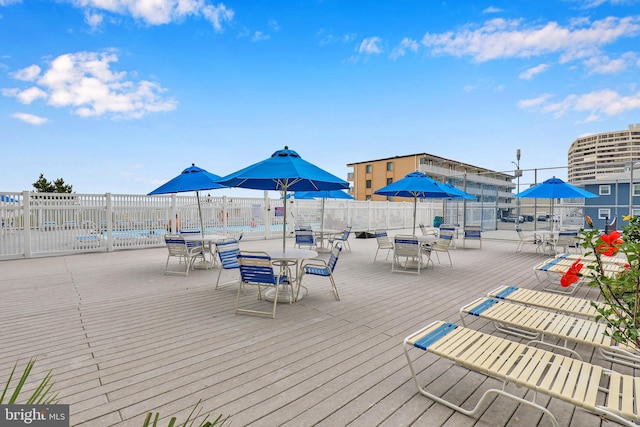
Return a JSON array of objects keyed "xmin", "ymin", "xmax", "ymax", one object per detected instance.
[
  {"xmin": 292, "ymin": 190, "xmax": 354, "ymax": 235},
  {"xmin": 374, "ymin": 171, "xmax": 463, "ymax": 234},
  {"xmin": 148, "ymin": 164, "xmax": 227, "ymax": 240},
  {"xmin": 516, "ymin": 177, "xmax": 598, "ymax": 229},
  {"xmin": 292, "ymin": 190, "xmax": 354, "ymax": 200},
  {"xmin": 442, "ymin": 183, "xmax": 475, "ymax": 200},
  {"xmin": 0, "ymin": 195, "xmax": 17, "ymax": 203},
  {"xmin": 216, "ymin": 146, "xmax": 349, "ymax": 251}
]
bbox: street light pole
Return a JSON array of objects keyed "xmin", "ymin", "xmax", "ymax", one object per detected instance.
[{"xmin": 511, "ymin": 149, "xmax": 522, "ymax": 222}]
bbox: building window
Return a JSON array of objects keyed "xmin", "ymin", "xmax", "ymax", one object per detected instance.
[
  {"xmin": 365, "ymin": 195, "xmax": 371, "ymax": 201},
  {"xmin": 387, "ymin": 162, "xmax": 393, "ymax": 171},
  {"xmin": 633, "ymin": 208, "xmax": 640, "ymax": 217},
  {"xmin": 598, "ymin": 208, "xmax": 611, "ymax": 220},
  {"xmin": 634, "ymin": 183, "xmax": 640, "ymax": 197},
  {"xmin": 599, "ymin": 185, "xmax": 611, "ymax": 195},
  {"xmin": 366, "ymin": 179, "xmax": 372, "ymax": 189},
  {"xmin": 366, "ymin": 164, "xmax": 372, "ymax": 173},
  {"xmin": 387, "ymin": 178, "xmax": 393, "ymax": 185}
]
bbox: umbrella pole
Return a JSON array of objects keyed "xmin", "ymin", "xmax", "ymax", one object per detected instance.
[
  {"xmin": 196, "ymin": 191, "xmax": 205, "ymax": 248},
  {"xmin": 283, "ymin": 187, "xmax": 288, "ymax": 252},
  {"xmin": 413, "ymin": 197, "xmax": 417, "ymax": 235}
]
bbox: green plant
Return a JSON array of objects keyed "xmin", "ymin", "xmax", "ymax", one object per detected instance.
[
  {"xmin": 1, "ymin": 358, "xmax": 58, "ymax": 404},
  {"xmin": 565, "ymin": 215, "xmax": 640, "ymax": 350},
  {"xmin": 142, "ymin": 399, "xmax": 229, "ymax": 427}
]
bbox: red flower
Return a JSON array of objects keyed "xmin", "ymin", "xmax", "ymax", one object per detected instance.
[
  {"xmin": 560, "ymin": 259, "xmax": 583, "ymax": 288},
  {"xmin": 596, "ymin": 231, "xmax": 623, "ymax": 256}
]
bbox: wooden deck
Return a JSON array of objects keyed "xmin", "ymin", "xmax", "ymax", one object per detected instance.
[{"xmin": 0, "ymin": 230, "xmax": 631, "ymax": 427}]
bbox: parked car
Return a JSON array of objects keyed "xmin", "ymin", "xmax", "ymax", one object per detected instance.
[{"xmin": 501, "ymin": 215, "xmax": 524, "ymax": 223}]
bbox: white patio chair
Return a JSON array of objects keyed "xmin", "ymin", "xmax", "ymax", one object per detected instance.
[
  {"xmin": 163, "ymin": 234, "xmax": 205, "ymax": 276},
  {"xmin": 373, "ymin": 229, "xmax": 394, "ymax": 262}
]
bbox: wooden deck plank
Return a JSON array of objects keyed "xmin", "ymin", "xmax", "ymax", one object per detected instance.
[{"xmin": 0, "ymin": 231, "xmax": 625, "ymax": 426}]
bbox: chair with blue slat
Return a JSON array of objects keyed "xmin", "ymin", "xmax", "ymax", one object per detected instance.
[
  {"xmin": 214, "ymin": 238, "xmax": 241, "ymax": 289},
  {"xmin": 328, "ymin": 225, "xmax": 352, "ymax": 252},
  {"xmin": 163, "ymin": 234, "xmax": 205, "ymax": 276},
  {"xmin": 236, "ymin": 251, "xmax": 291, "ymax": 318},
  {"xmin": 462, "ymin": 225, "xmax": 482, "ymax": 248},
  {"xmin": 297, "ymin": 242, "xmax": 343, "ymax": 301},
  {"xmin": 392, "ymin": 235, "xmax": 427, "ymax": 274},
  {"xmin": 373, "ymin": 229, "xmax": 394, "ymax": 262},
  {"xmin": 294, "ymin": 228, "xmax": 316, "ymax": 250},
  {"xmin": 423, "ymin": 229, "xmax": 454, "ymax": 267}
]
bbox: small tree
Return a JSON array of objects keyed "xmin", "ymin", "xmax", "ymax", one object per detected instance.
[{"xmin": 33, "ymin": 174, "xmax": 73, "ymax": 193}]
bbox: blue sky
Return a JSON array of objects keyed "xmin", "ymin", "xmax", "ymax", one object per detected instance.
[{"xmin": 1, "ymin": 0, "xmax": 640, "ymax": 197}]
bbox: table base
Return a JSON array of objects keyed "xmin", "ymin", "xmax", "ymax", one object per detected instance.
[{"xmin": 264, "ymin": 285, "xmax": 307, "ymax": 303}]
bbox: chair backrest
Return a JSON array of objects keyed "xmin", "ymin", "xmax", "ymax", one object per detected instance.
[
  {"xmin": 295, "ymin": 229, "xmax": 315, "ymax": 246},
  {"xmin": 237, "ymin": 251, "xmax": 277, "ymax": 285},
  {"xmin": 556, "ymin": 231, "xmax": 578, "ymax": 246},
  {"xmin": 419, "ymin": 223, "xmax": 427, "ymax": 235},
  {"xmin": 327, "ymin": 242, "xmax": 343, "ymax": 272},
  {"xmin": 605, "ymin": 216, "xmax": 618, "ymax": 234},
  {"xmin": 165, "ymin": 234, "xmax": 188, "ymax": 256},
  {"xmin": 375, "ymin": 229, "xmax": 392, "ymax": 246},
  {"xmin": 464, "ymin": 225, "xmax": 482, "ymax": 239},
  {"xmin": 436, "ymin": 229, "xmax": 454, "ymax": 247},
  {"xmin": 394, "ymin": 235, "xmax": 421, "ymax": 257},
  {"xmin": 336, "ymin": 226, "xmax": 352, "ymax": 240},
  {"xmin": 215, "ymin": 238, "xmax": 240, "ymax": 268},
  {"xmin": 515, "ymin": 226, "xmax": 525, "ymax": 239}
]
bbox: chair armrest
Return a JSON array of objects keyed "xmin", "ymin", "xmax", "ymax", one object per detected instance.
[{"xmin": 301, "ymin": 258, "xmax": 328, "ymax": 269}]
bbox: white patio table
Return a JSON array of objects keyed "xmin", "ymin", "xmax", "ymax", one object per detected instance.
[
  {"xmin": 264, "ymin": 247, "xmax": 318, "ymax": 302},
  {"xmin": 182, "ymin": 233, "xmax": 227, "ymax": 269}
]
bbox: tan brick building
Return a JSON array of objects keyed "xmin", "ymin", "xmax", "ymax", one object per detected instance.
[{"xmin": 347, "ymin": 153, "xmax": 514, "ymax": 206}]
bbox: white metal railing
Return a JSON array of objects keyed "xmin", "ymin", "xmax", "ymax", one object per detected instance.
[{"xmin": 0, "ymin": 191, "xmax": 555, "ymax": 259}]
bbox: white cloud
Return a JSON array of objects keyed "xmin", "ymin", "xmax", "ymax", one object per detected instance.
[
  {"xmin": 10, "ymin": 64, "xmax": 41, "ymax": 81},
  {"xmin": 519, "ymin": 89, "xmax": 640, "ymax": 120},
  {"xmin": 483, "ymin": 6, "xmax": 502, "ymax": 13},
  {"xmin": 251, "ymin": 31, "xmax": 269, "ymax": 42},
  {"xmin": 583, "ymin": 52, "xmax": 635, "ymax": 74},
  {"xmin": 0, "ymin": 0, "xmax": 21, "ymax": 5},
  {"xmin": 67, "ymin": 0, "xmax": 234, "ymax": 29},
  {"xmin": 518, "ymin": 93, "xmax": 553, "ymax": 109},
  {"xmin": 3, "ymin": 50, "xmax": 177, "ymax": 119},
  {"xmin": 12, "ymin": 112, "xmax": 48, "ymax": 125},
  {"xmin": 84, "ymin": 10, "xmax": 104, "ymax": 31},
  {"xmin": 359, "ymin": 37, "xmax": 382, "ymax": 55},
  {"xmin": 519, "ymin": 63, "xmax": 549, "ymax": 79},
  {"xmin": 390, "ymin": 37, "xmax": 419, "ymax": 59},
  {"xmin": 15, "ymin": 86, "xmax": 47, "ymax": 104},
  {"xmin": 421, "ymin": 16, "xmax": 640, "ymax": 63}
]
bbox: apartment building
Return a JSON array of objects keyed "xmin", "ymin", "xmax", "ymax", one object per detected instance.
[
  {"xmin": 568, "ymin": 123, "xmax": 640, "ymax": 184},
  {"xmin": 346, "ymin": 153, "xmax": 515, "ymax": 214}
]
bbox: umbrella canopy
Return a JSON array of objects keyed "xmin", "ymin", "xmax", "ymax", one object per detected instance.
[
  {"xmin": 216, "ymin": 146, "xmax": 349, "ymax": 251},
  {"xmin": 515, "ymin": 177, "xmax": 598, "ymax": 230},
  {"xmin": 515, "ymin": 177, "xmax": 598, "ymax": 199},
  {"xmin": 292, "ymin": 190, "xmax": 354, "ymax": 235},
  {"xmin": 441, "ymin": 183, "xmax": 475, "ymax": 200},
  {"xmin": 374, "ymin": 171, "xmax": 462, "ymax": 233},
  {"xmin": 292, "ymin": 190, "xmax": 354, "ymax": 200},
  {"xmin": 148, "ymin": 164, "xmax": 227, "ymax": 239},
  {"xmin": 0, "ymin": 195, "xmax": 17, "ymax": 203}
]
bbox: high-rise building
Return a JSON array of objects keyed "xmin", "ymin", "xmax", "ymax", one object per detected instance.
[{"xmin": 568, "ymin": 123, "xmax": 640, "ymax": 184}]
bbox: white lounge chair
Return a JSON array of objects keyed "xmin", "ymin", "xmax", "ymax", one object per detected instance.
[{"xmin": 403, "ymin": 320, "xmax": 640, "ymax": 427}]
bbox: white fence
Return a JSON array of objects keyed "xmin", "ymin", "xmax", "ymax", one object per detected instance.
[{"xmin": 0, "ymin": 191, "xmax": 496, "ymax": 259}]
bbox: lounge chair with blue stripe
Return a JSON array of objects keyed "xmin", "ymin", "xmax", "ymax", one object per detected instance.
[
  {"xmin": 533, "ymin": 253, "xmax": 626, "ymax": 295},
  {"xmin": 487, "ymin": 285, "xmax": 600, "ymax": 319},
  {"xmin": 459, "ymin": 297, "xmax": 640, "ymax": 368},
  {"xmin": 403, "ymin": 320, "xmax": 640, "ymax": 427}
]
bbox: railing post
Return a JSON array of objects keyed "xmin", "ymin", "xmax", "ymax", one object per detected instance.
[
  {"xmin": 264, "ymin": 191, "xmax": 271, "ymax": 240},
  {"xmin": 23, "ymin": 191, "xmax": 31, "ymax": 258},
  {"xmin": 106, "ymin": 193, "xmax": 113, "ymax": 252}
]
